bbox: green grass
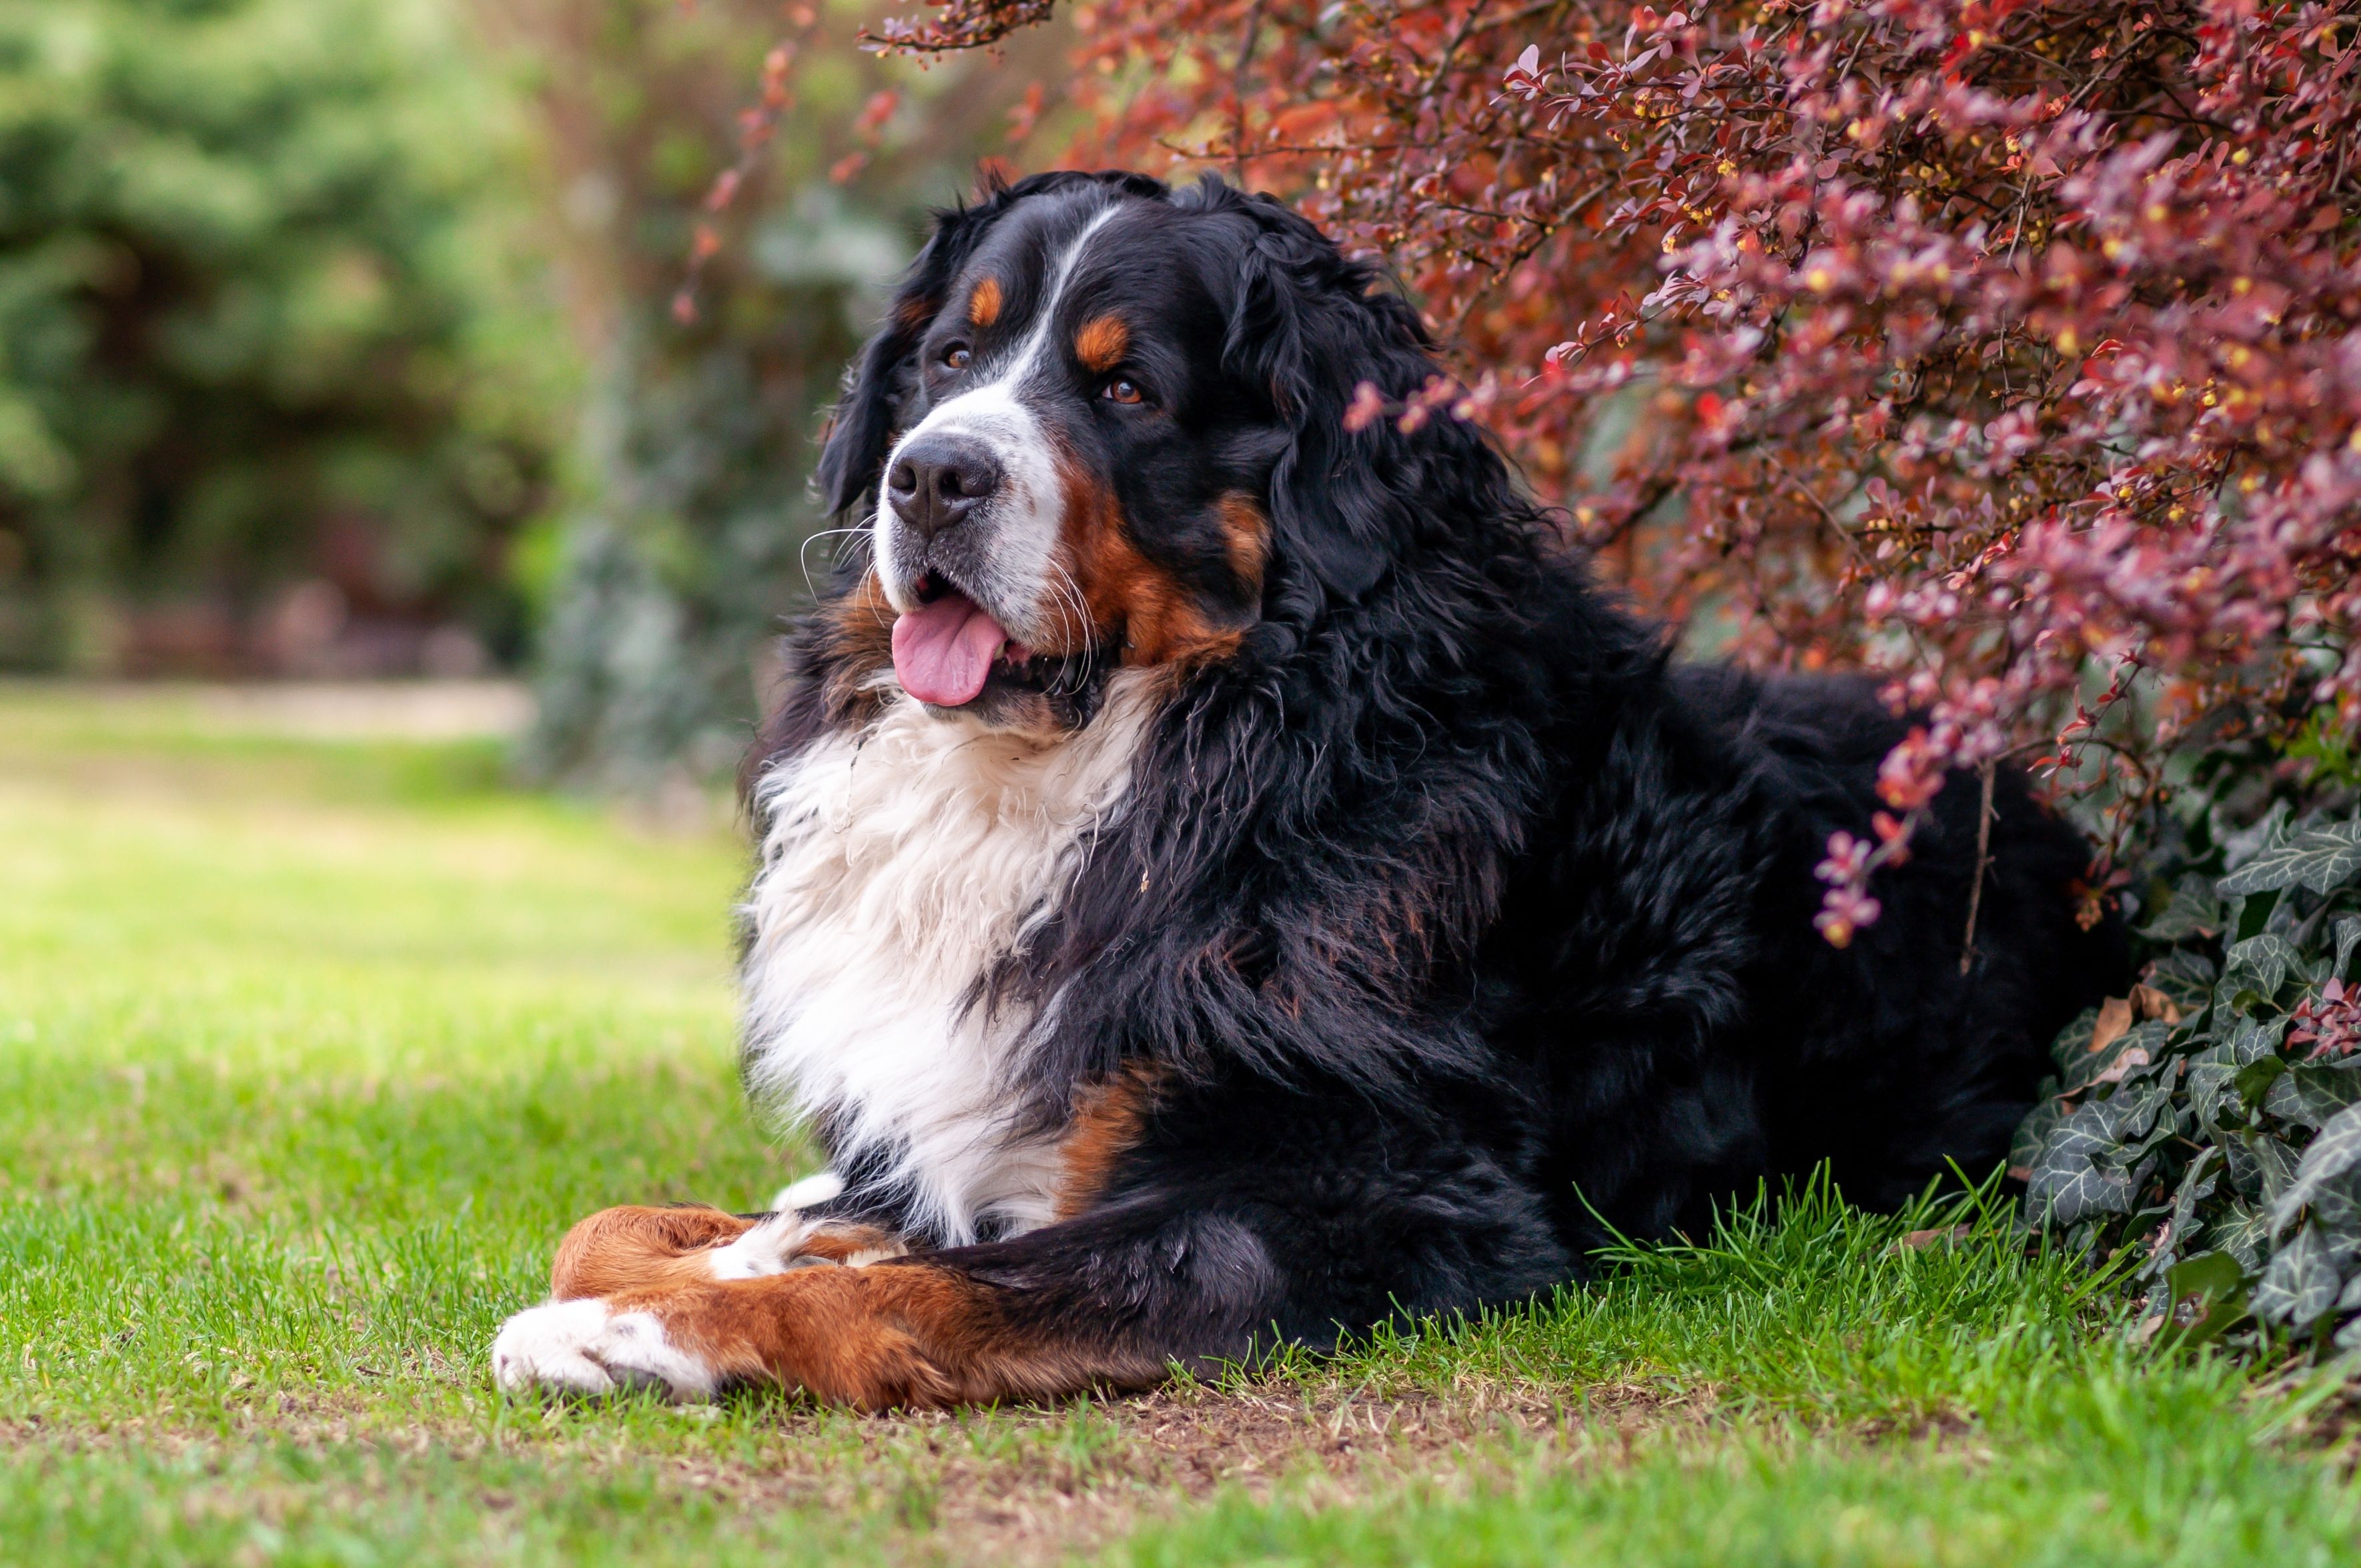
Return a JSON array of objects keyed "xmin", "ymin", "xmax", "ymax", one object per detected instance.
[
  {"xmin": 3, "ymin": 682, "xmax": 2358, "ymax": 1565},
  {"xmin": 1129, "ymin": 1193, "xmax": 2361, "ymax": 1567}
]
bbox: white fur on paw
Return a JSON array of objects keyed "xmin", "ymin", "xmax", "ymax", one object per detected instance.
[
  {"xmin": 490, "ymin": 1299, "xmax": 717, "ymax": 1402},
  {"xmin": 771, "ymin": 1170, "xmax": 844, "ymax": 1213}
]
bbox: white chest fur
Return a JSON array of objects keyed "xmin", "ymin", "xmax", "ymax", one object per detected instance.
[{"xmin": 739, "ymin": 673, "xmax": 1155, "ymax": 1246}]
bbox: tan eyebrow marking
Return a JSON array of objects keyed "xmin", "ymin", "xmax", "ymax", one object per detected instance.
[
  {"xmin": 965, "ymin": 276, "xmax": 1003, "ymax": 329},
  {"xmin": 1074, "ymin": 315, "xmax": 1129, "ymax": 373}
]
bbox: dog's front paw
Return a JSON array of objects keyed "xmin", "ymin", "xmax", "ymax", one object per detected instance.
[{"xmin": 490, "ymin": 1298, "xmax": 717, "ymax": 1403}]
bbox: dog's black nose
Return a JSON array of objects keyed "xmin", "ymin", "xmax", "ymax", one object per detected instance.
[{"xmin": 887, "ymin": 437, "xmax": 1001, "ymax": 539}]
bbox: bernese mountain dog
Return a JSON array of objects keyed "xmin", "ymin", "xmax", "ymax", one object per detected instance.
[{"xmin": 490, "ymin": 170, "xmax": 2126, "ymax": 1410}]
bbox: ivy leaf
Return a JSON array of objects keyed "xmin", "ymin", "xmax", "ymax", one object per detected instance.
[
  {"xmin": 2189, "ymin": 1058, "xmax": 2243, "ymax": 1127},
  {"xmin": 2264, "ymin": 1059, "xmax": 2361, "ymax": 1132},
  {"xmin": 2141, "ymin": 874, "xmax": 2222, "ymax": 941},
  {"xmin": 2169, "ymin": 1248, "xmax": 2244, "ymax": 1302},
  {"xmin": 2219, "ymin": 934, "xmax": 2298, "ymax": 1010},
  {"xmin": 2142, "ymin": 1146, "xmax": 2224, "ymax": 1288},
  {"xmin": 2234, "ymin": 1054, "xmax": 2289, "ymax": 1109},
  {"xmin": 2227, "ymin": 1012, "xmax": 2286, "ymax": 1063},
  {"xmin": 2062, "ymin": 1019, "xmax": 2171, "ymax": 1094},
  {"xmin": 2017, "ymin": 803, "xmax": 2361, "ymax": 1339},
  {"xmin": 2177, "ymin": 1011, "xmax": 2237, "ymax": 1112},
  {"xmin": 2046, "ymin": 1006, "xmax": 2099, "ymax": 1076},
  {"xmin": 2228, "ymin": 887, "xmax": 2280, "ymax": 944},
  {"xmin": 2144, "ymin": 948, "xmax": 2218, "ymax": 1012},
  {"xmin": 2107, "ymin": 1074, "xmax": 2175, "ymax": 1146},
  {"xmin": 2155, "ymin": 1247, "xmax": 2247, "ymax": 1348},
  {"xmin": 2209, "ymin": 1199, "xmax": 2273, "ymax": 1270},
  {"xmin": 2009, "ymin": 1092, "xmax": 2067, "ymax": 1177},
  {"xmin": 2268, "ymin": 1100, "xmax": 2361, "ymax": 1235},
  {"xmin": 2309, "ymin": 1166, "xmax": 2361, "ymax": 1237},
  {"xmin": 2251, "ymin": 1221, "xmax": 2342, "ymax": 1326},
  {"xmin": 2224, "ymin": 1134, "xmax": 2264, "ymax": 1199},
  {"xmin": 2166, "ymin": 1146, "xmax": 2223, "ymax": 1241},
  {"xmin": 2216, "ymin": 818, "xmax": 2361, "ymax": 897},
  {"xmin": 2027, "ymin": 1097, "xmax": 2148, "ymax": 1227},
  {"xmin": 2256, "ymin": 1130, "xmax": 2301, "ymax": 1205}
]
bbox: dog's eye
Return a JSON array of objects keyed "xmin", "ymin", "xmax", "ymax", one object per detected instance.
[
  {"xmin": 1101, "ymin": 377, "xmax": 1143, "ymax": 406},
  {"xmin": 943, "ymin": 345, "xmax": 972, "ymax": 371}
]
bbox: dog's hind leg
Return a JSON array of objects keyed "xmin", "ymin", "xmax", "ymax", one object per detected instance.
[{"xmin": 543, "ymin": 1203, "xmax": 906, "ymax": 1297}]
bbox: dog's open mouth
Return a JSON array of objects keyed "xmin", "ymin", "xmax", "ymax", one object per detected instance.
[{"xmin": 892, "ymin": 574, "xmax": 1105, "ymax": 708}]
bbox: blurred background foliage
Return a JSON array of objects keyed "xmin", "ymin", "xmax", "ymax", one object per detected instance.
[
  {"xmin": 0, "ymin": 0, "xmax": 1057, "ymax": 790},
  {"xmin": 0, "ymin": 0, "xmax": 562, "ymax": 678}
]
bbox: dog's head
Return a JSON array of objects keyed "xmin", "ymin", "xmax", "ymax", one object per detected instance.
[{"xmin": 814, "ymin": 170, "xmax": 1490, "ymax": 731}]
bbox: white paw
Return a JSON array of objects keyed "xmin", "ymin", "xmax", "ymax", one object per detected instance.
[
  {"xmin": 490, "ymin": 1299, "xmax": 717, "ymax": 1402},
  {"xmin": 771, "ymin": 1169, "xmax": 844, "ymax": 1212}
]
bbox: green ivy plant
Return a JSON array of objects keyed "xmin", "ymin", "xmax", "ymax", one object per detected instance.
[{"xmin": 2017, "ymin": 807, "xmax": 2361, "ymax": 1351}]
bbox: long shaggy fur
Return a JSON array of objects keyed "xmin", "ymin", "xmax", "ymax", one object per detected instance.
[{"xmin": 496, "ymin": 171, "xmax": 2127, "ymax": 1410}]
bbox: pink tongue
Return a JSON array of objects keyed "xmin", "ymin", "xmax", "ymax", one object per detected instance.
[{"xmin": 891, "ymin": 592, "xmax": 1009, "ymax": 707}]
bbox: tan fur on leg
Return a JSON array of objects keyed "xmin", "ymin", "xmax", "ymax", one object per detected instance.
[
  {"xmin": 549, "ymin": 1205, "xmax": 902, "ymax": 1299},
  {"xmin": 602, "ymin": 1260, "xmax": 1163, "ymax": 1411}
]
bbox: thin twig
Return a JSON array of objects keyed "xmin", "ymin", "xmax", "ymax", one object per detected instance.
[
  {"xmin": 1231, "ymin": 0, "xmax": 1266, "ymax": 182},
  {"xmin": 1388, "ymin": 0, "xmax": 1492, "ymax": 215},
  {"xmin": 1774, "ymin": 462, "xmax": 1935, "ymax": 670},
  {"xmin": 1960, "ymin": 757, "xmax": 1997, "ymax": 977}
]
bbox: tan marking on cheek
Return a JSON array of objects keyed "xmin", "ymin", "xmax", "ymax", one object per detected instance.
[
  {"xmin": 1053, "ymin": 1068, "xmax": 1163, "ymax": 1221},
  {"xmin": 1055, "ymin": 456, "xmax": 1250, "ymax": 669},
  {"xmin": 819, "ymin": 570, "xmax": 897, "ymax": 722},
  {"xmin": 1218, "ymin": 493, "xmax": 1270, "ymax": 599},
  {"xmin": 1073, "ymin": 315, "xmax": 1129, "ymax": 373},
  {"xmin": 965, "ymin": 276, "xmax": 1002, "ymax": 329},
  {"xmin": 895, "ymin": 293, "xmax": 937, "ymax": 331}
]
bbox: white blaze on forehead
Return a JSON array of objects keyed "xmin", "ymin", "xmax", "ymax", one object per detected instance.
[{"xmin": 875, "ymin": 201, "xmax": 1127, "ymax": 636}]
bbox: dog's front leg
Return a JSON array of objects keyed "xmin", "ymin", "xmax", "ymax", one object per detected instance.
[
  {"xmin": 495, "ymin": 1259, "xmax": 1139, "ymax": 1410},
  {"xmin": 491, "ymin": 1084, "xmax": 1574, "ymax": 1411},
  {"xmin": 488, "ymin": 1200, "xmax": 1276, "ymax": 1410}
]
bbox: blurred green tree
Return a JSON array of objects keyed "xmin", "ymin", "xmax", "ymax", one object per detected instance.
[
  {"xmin": 496, "ymin": 0, "xmax": 1053, "ymax": 793},
  {"xmin": 0, "ymin": 0, "xmax": 568, "ymax": 672}
]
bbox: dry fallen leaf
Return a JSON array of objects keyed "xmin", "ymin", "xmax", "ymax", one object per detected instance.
[
  {"xmin": 2093, "ymin": 1046, "xmax": 2152, "ymax": 1086},
  {"xmin": 1891, "ymin": 1225, "xmax": 1974, "ymax": 1253},
  {"xmin": 2130, "ymin": 983, "xmax": 2183, "ymax": 1025},
  {"xmin": 2088, "ymin": 994, "xmax": 2135, "ymax": 1055}
]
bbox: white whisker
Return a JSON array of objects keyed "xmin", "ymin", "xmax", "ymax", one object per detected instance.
[{"xmin": 799, "ymin": 527, "xmax": 871, "ymax": 598}]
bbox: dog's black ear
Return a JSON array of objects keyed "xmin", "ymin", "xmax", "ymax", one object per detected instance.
[
  {"xmin": 814, "ymin": 192, "xmax": 1005, "ymax": 518},
  {"xmin": 1218, "ymin": 188, "xmax": 1453, "ymax": 608}
]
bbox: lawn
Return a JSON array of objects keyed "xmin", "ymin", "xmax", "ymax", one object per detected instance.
[{"xmin": 2, "ymin": 682, "xmax": 2357, "ymax": 1567}]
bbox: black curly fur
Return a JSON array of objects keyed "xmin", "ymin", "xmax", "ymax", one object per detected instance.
[{"xmin": 747, "ymin": 171, "xmax": 2128, "ymax": 1370}]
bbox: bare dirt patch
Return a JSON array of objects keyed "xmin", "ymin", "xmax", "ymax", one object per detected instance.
[
  {"xmin": 647, "ymin": 1373, "xmax": 1723, "ymax": 1565},
  {"xmin": 1, "ymin": 1373, "xmax": 1723, "ymax": 1564}
]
